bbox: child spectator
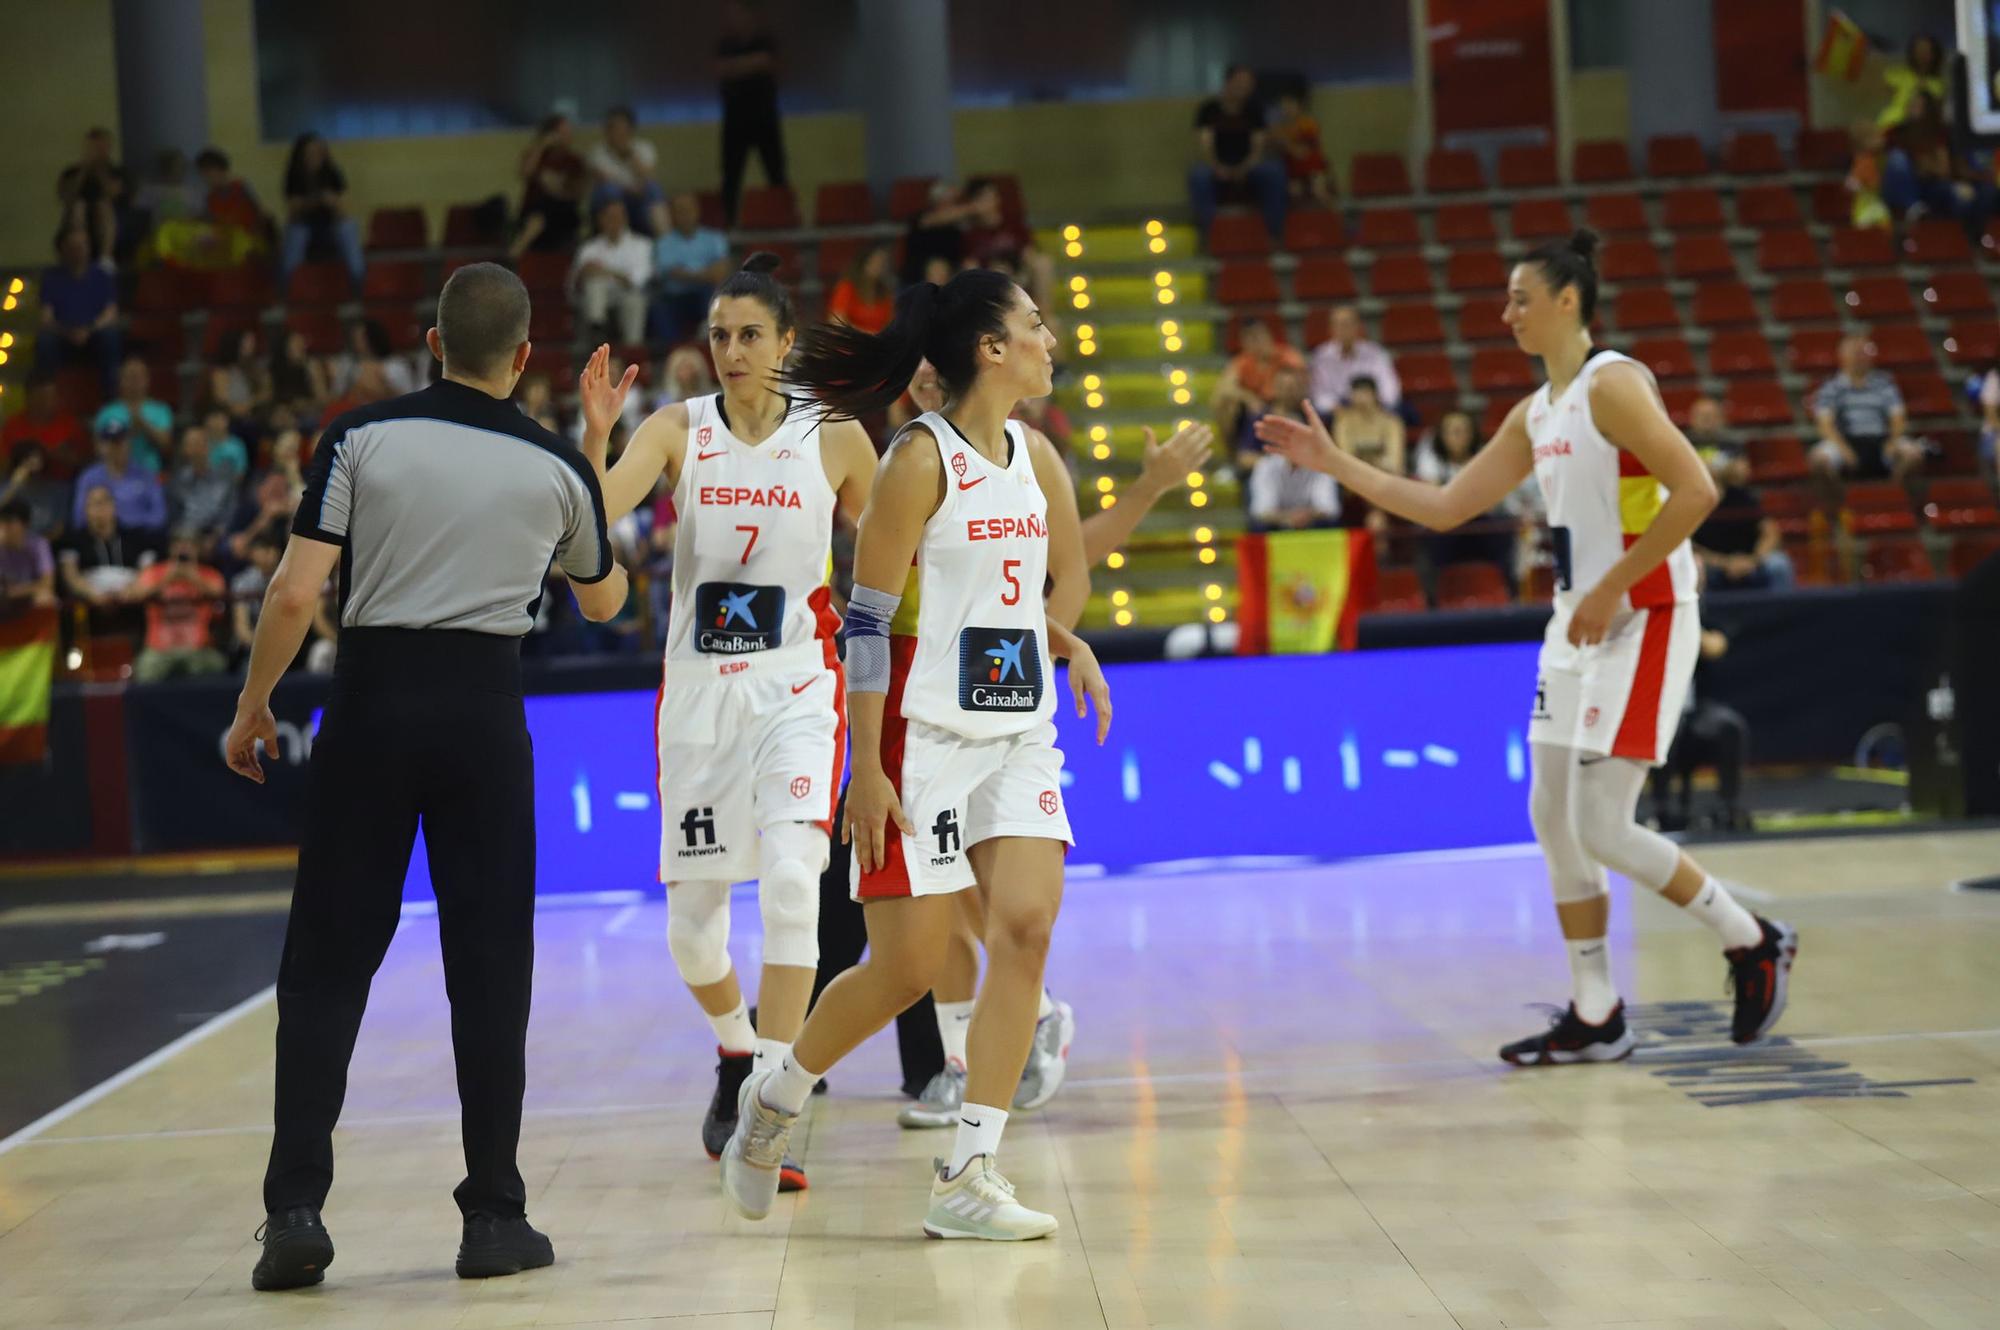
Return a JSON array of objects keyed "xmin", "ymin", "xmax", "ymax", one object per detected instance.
[{"xmin": 1270, "ymin": 90, "xmax": 1334, "ymax": 208}]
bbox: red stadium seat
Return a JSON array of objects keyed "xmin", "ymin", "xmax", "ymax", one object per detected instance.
[
  {"xmin": 284, "ymin": 308, "xmax": 344, "ymax": 356},
  {"xmin": 1734, "ymin": 184, "xmax": 1803, "ymax": 229},
  {"xmin": 1722, "ymin": 131, "xmax": 1785, "ymax": 175},
  {"xmin": 1398, "ymin": 351, "xmax": 1458, "ymax": 395},
  {"xmin": 1456, "ymin": 299, "xmax": 1510, "ymax": 344},
  {"xmin": 1933, "ymin": 430, "xmax": 1982, "ymax": 475},
  {"xmin": 1788, "ymin": 328, "xmax": 1844, "ymax": 373},
  {"xmin": 1598, "ymin": 238, "xmax": 1663, "ymax": 282},
  {"xmin": 363, "ymin": 303, "xmax": 422, "ymax": 350},
  {"xmin": 1573, "ymin": 139, "xmax": 1633, "ymax": 183},
  {"xmin": 1350, "ymin": 152, "xmax": 1412, "ymax": 198},
  {"xmin": 1301, "ymin": 306, "xmax": 1335, "ymax": 347},
  {"xmin": 887, "ymin": 177, "xmax": 936, "ymax": 222},
  {"xmin": 528, "ymin": 303, "xmax": 574, "ymax": 343},
  {"xmin": 816, "ymin": 234, "xmax": 867, "ymax": 281},
  {"xmin": 1481, "ymin": 398, "xmax": 1514, "ymax": 436},
  {"xmin": 209, "ymin": 265, "xmax": 276, "ymax": 310},
  {"xmin": 1691, "ymin": 282, "xmax": 1758, "ymax": 326},
  {"xmin": 1946, "ymin": 319, "xmax": 2000, "ymax": 366},
  {"xmin": 123, "ymin": 311, "xmax": 185, "ymax": 362},
  {"xmin": 1926, "ymin": 479, "xmax": 2000, "ymax": 529},
  {"xmin": 1905, "ymin": 219, "xmax": 1974, "ymax": 267},
  {"xmin": 1380, "ymin": 304, "xmax": 1447, "ymax": 347},
  {"xmin": 1846, "ymin": 482, "xmax": 1919, "ymax": 533},
  {"xmin": 361, "ymin": 261, "xmax": 425, "ymax": 303},
  {"xmin": 442, "ymin": 202, "xmax": 503, "ymax": 248},
  {"xmin": 1371, "ymin": 566, "xmax": 1428, "ymax": 612},
  {"xmin": 1830, "ymin": 226, "xmax": 1898, "ymax": 268},
  {"xmin": 1631, "ymin": 335, "xmax": 1697, "ymax": 381},
  {"xmin": 1521, "ymin": 564, "xmax": 1556, "ymax": 602},
  {"xmin": 1424, "ymin": 149, "xmax": 1484, "ymax": 194},
  {"xmin": 1293, "ymin": 255, "xmax": 1358, "ymax": 302},
  {"xmin": 1661, "ymin": 187, "xmax": 1725, "ymax": 230},
  {"xmin": 737, "ymin": 185, "xmax": 799, "ymax": 230},
  {"xmin": 1282, "ymin": 208, "xmax": 1345, "ymax": 253},
  {"xmin": 1951, "ymin": 531, "xmax": 2000, "ymax": 577},
  {"xmin": 202, "ymin": 315, "xmax": 259, "ymax": 361},
  {"xmin": 1755, "ymin": 229, "xmax": 1821, "ymax": 273},
  {"xmin": 1656, "ymin": 383, "xmax": 1703, "ymax": 425},
  {"xmin": 1354, "ymin": 207, "xmax": 1421, "ymax": 249},
  {"xmin": 1844, "ymin": 276, "xmax": 1916, "ymax": 320},
  {"xmin": 1867, "ymin": 324, "xmax": 1933, "ymax": 368},
  {"xmin": 1860, "ymin": 536, "xmax": 1935, "ymax": 582},
  {"xmin": 365, "ymin": 206, "xmax": 427, "ymax": 251},
  {"xmin": 1470, "ymin": 347, "xmax": 1536, "ymax": 392},
  {"xmin": 1772, "ymin": 278, "xmax": 1840, "ymax": 323},
  {"xmin": 1610, "ymin": 286, "xmax": 1679, "ymax": 331},
  {"xmin": 1445, "ymin": 250, "xmax": 1507, "ymax": 294},
  {"xmin": 1583, "ymin": 191, "xmax": 1648, "ymax": 235},
  {"xmin": 132, "ymin": 266, "xmax": 203, "ymax": 314},
  {"xmin": 1898, "ymin": 368, "xmax": 1958, "ymax": 418},
  {"xmin": 1498, "ymin": 144, "xmax": 1558, "ymax": 189},
  {"xmin": 1923, "ymin": 271, "xmax": 1993, "ymax": 315},
  {"xmin": 1435, "ymin": 562, "xmax": 1511, "ymax": 609},
  {"xmin": 1509, "ymin": 197, "xmax": 1572, "ymax": 240},
  {"xmin": 515, "ymin": 251, "xmax": 570, "ymax": 298},
  {"xmin": 1798, "ymin": 127, "xmax": 1852, "ymax": 172},
  {"xmin": 1369, "ymin": 253, "xmax": 1433, "ymax": 297},
  {"xmin": 1708, "ymin": 329, "xmax": 1776, "ymax": 377},
  {"xmin": 1207, "ymin": 213, "xmax": 1271, "ymax": 257},
  {"xmin": 1645, "ymin": 134, "xmax": 1708, "ymax": 178},
  {"xmin": 813, "ymin": 180, "xmax": 875, "ymax": 227},
  {"xmin": 1215, "ymin": 260, "xmax": 1279, "ymax": 306},
  {"xmin": 1748, "ymin": 435, "xmax": 1809, "ymax": 483},
  {"xmin": 1670, "ymin": 233, "xmax": 1735, "ymax": 280},
  {"xmin": 1723, "ymin": 378, "xmax": 1794, "ymax": 425},
  {"xmin": 1762, "ymin": 486, "xmax": 1818, "ymax": 538},
  {"xmin": 286, "ymin": 262, "xmax": 351, "ymax": 308},
  {"xmin": 1434, "ymin": 202, "xmax": 1497, "ymax": 245},
  {"xmin": 1809, "ymin": 179, "xmax": 1850, "ymax": 224}
]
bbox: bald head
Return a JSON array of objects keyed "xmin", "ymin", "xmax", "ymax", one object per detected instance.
[{"xmin": 436, "ymin": 263, "xmax": 531, "ymax": 380}]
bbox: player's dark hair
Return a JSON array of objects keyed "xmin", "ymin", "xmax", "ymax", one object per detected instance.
[
  {"xmin": 1524, "ymin": 228, "xmax": 1600, "ymax": 324},
  {"xmin": 713, "ymin": 251, "xmax": 795, "ymax": 335},
  {"xmin": 786, "ymin": 266, "xmax": 1018, "ymax": 421}
]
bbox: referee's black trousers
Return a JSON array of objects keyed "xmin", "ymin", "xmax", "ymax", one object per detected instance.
[{"xmin": 263, "ymin": 629, "xmax": 536, "ymax": 1219}]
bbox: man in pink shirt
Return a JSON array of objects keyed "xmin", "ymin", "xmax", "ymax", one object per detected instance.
[{"xmin": 1308, "ymin": 305, "xmax": 1402, "ymax": 417}]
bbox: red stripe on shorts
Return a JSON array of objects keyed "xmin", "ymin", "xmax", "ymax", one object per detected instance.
[
  {"xmin": 1611, "ymin": 605, "xmax": 1675, "ymax": 762},
  {"xmin": 856, "ymin": 635, "xmax": 920, "ymax": 900}
]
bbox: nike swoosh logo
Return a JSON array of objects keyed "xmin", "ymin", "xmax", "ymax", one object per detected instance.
[
  {"xmin": 791, "ymin": 679, "xmax": 814, "ymax": 695},
  {"xmin": 960, "ymin": 1118, "xmax": 982, "ymax": 1128},
  {"xmin": 1578, "ymin": 755, "xmax": 1612, "ymax": 766},
  {"xmin": 956, "ymin": 476, "xmax": 986, "ymax": 490},
  {"xmin": 697, "ymin": 450, "xmax": 727, "ymax": 461}
]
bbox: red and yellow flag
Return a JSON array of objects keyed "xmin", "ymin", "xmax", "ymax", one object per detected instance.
[
  {"xmin": 0, "ymin": 606, "xmax": 58, "ymax": 764},
  {"xmin": 1236, "ymin": 528, "xmax": 1375, "ymax": 655},
  {"xmin": 1813, "ymin": 9, "xmax": 1868, "ymax": 82}
]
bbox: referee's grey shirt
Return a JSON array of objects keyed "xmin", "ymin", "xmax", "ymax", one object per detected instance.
[{"xmin": 292, "ymin": 379, "xmax": 611, "ymax": 634}]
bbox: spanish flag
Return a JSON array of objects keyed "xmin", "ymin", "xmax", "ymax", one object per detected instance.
[
  {"xmin": 1236, "ymin": 528, "xmax": 1375, "ymax": 655},
  {"xmin": 0, "ymin": 606, "xmax": 58, "ymax": 764},
  {"xmin": 1813, "ymin": 9, "xmax": 1868, "ymax": 82}
]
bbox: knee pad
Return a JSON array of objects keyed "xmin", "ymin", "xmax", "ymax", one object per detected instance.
[
  {"xmin": 1529, "ymin": 743, "xmax": 1608, "ymax": 905},
  {"xmin": 665, "ymin": 879, "xmax": 734, "ymax": 987},
  {"xmin": 757, "ymin": 822, "xmax": 825, "ymax": 970},
  {"xmin": 1574, "ymin": 759, "xmax": 1680, "ymax": 890}
]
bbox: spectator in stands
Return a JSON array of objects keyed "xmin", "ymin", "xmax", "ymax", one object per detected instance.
[
  {"xmin": 1878, "ymin": 34, "xmax": 1947, "ymax": 128},
  {"xmin": 1412, "ymin": 408, "xmax": 1517, "ymax": 591},
  {"xmin": 511, "ymin": 113, "xmax": 588, "ymax": 260},
  {"xmin": 1334, "ymin": 377, "xmax": 1404, "ymax": 476},
  {"xmin": 194, "ymin": 148, "xmax": 269, "ymax": 258},
  {"xmin": 588, "ymin": 106, "xmax": 666, "ymax": 236},
  {"xmin": 199, "ymin": 406, "xmax": 252, "ymax": 483},
  {"xmin": 515, "ymin": 373, "xmax": 561, "ymax": 432},
  {"xmin": 1648, "ymin": 628, "xmax": 1750, "ymax": 833},
  {"xmin": 572, "ymin": 199, "xmax": 653, "ymax": 346},
  {"xmin": 56, "ymin": 127, "xmax": 131, "ymax": 262},
  {"xmin": 828, "ymin": 242, "xmax": 897, "ymax": 334},
  {"xmin": 166, "ymin": 423, "xmax": 239, "ymax": 554},
  {"xmin": 229, "ymin": 529, "xmax": 284, "ymax": 657},
  {"xmin": 0, "ymin": 501, "xmax": 57, "ymax": 613},
  {"xmin": 1308, "ymin": 305, "xmax": 1402, "ymax": 418},
  {"xmin": 1189, "ymin": 64, "xmax": 1287, "ymax": 243},
  {"xmin": 1270, "ymin": 89, "xmax": 1334, "ymax": 209},
  {"xmin": 206, "ymin": 327, "xmax": 274, "ymax": 421},
  {"xmin": 716, "ymin": 0, "xmax": 788, "ymax": 225},
  {"xmin": 888, "ymin": 358, "xmax": 944, "ymax": 437},
  {"xmin": 0, "ymin": 446, "xmax": 68, "ymax": 541},
  {"xmin": 1215, "ymin": 320, "xmax": 1306, "ymax": 456},
  {"xmin": 1248, "ymin": 396, "xmax": 1341, "ymax": 533},
  {"xmin": 1684, "ymin": 394, "xmax": 1735, "ymax": 467},
  {"xmin": 225, "ymin": 469, "xmax": 299, "ymax": 566},
  {"xmin": 1694, "ymin": 450, "xmax": 1793, "ymax": 592},
  {"xmin": 92, "ymin": 358, "xmax": 174, "ymax": 473},
  {"xmin": 1810, "ymin": 335, "xmax": 1923, "ymax": 501},
  {"xmin": 73, "ymin": 422, "xmax": 166, "ymax": 535},
  {"xmin": 652, "ymin": 191, "xmax": 732, "ymax": 343},
  {"xmin": 1012, "ymin": 394, "xmax": 1074, "ymax": 466},
  {"xmin": 135, "ymin": 148, "xmax": 201, "ymax": 231},
  {"xmin": 129, "ymin": 529, "xmax": 228, "ymax": 682},
  {"xmin": 269, "ymin": 329, "xmax": 329, "ymax": 418},
  {"xmin": 280, "ymin": 133, "xmax": 364, "ymax": 283},
  {"xmin": 36, "ymin": 227, "xmax": 122, "ymax": 395},
  {"xmin": 3, "ymin": 372, "xmax": 88, "ymax": 483},
  {"xmin": 1975, "ymin": 366, "xmax": 2000, "ymax": 497},
  {"xmin": 1845, "ymin": 122, "xmax": 1891, "ymax": 230},
  {"xmin": 328, "ymin": 318, "xmax": 418, "ymax": 399},
  {"xmin": 904, "ymin": 179, "xmax": 1000, "ymax": 285},
  {"xmin": 1883, "ymin": 90, "xmax": 1994, "ymax": 238},
  {"xmin": 57, "ymin": 483, "xmax": 156, "ymax": 635},
  {"xmin": 318, "ymin": 360, "xmax": 394, "ymax": 435},
  {"xmin": 649, "ymin": 346, "xmax": 717, "ymax": 412}
]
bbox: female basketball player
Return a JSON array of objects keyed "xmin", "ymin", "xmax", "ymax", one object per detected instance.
[
  {"xmin": 1257, "ymin": 230, "xmax": 1798, "ymax": 1063},
  {"xmin": 581, "ymin": 254, "xmax": 878, "ymax": 1191},
  {"xmin": 720, "ymin": 267, "xmax": 1111, "ymax": 1240}
]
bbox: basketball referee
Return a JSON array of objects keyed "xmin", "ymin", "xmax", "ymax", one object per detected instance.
[{"xmin": 224, "ymin": 264, "xmax": 637, "ymax": 1292}]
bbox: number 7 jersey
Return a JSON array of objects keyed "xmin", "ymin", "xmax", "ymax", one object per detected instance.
[{"xmin": 665, "ymin": 393, "xmax": 840, "ymax": 675}]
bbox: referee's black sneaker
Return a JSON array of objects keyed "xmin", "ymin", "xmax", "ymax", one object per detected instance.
[
  {"xmin": 1725, "ymin": 916, "xmax": 1799, "ymax": 1045},
  {"xmin": 1499, "ymin": 1001, "xmax": 1637, "ymax": 1066},
  {"xmin": 456, "ymin": 1213, "xmax": 554, "ymax": 1279},
  {"xmin": 251, "ymin": 1205, "xmax": 334, "ymax": 1291}
]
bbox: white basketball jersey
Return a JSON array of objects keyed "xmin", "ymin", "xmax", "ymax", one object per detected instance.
[
  {"xmin": 665, "ymin": 394, "xmax": 839, "ymax": 675},
  {"xmin": 1526, "ymin": 350, "xmax": 1698, "ymax": 613},
  {"xmin": 898, "ymin": 412, "xmax": 1056, "ymax": 741}
]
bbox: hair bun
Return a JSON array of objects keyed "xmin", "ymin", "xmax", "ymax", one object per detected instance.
[
  {"xmin": 1567, "ymin": 228, "xmax": 1601, "ymax": 263},
  {"xmin": 739, "ymin": 251, "xmax": 785, "ymax": 276}
]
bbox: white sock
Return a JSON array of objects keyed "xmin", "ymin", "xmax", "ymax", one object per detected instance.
[
  {"xmin": 708, "ymin": 999, "xmax": 756, "ymax": 1055},
  {"xmin": 1566, "ymin": 937, "xmax": 1618, "ymax": 1025},
  {"xmin": 1036, "ymin": 988, "xmax": 1055, "ymax": 1021},
  {"xmin": 947, "ymin": 1102, "xmax": 1008, "ymax": 1176},
  {"xmin": 1682, "ymin": 876, "xmax": 1764, "ymax": 951},
  {"xmin": 935, "ymin": 1000, "xmax": 974, "ymax": 1072},
  {"xmin": 753, "ymin": 1038, "xmax": 789, "ymax": 1075},
  {"xmin": 759, "ymin": 1051, "xmax": 822, "ymax": 1117}
]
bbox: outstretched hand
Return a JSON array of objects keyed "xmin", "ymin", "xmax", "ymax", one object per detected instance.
[
  {"xmin": 1137, "ymin": 420, "xmax": 1216, "ymax": 495},
  {"xmin": 1253, "ymin": 401, "xmax": 1341, "ymax": 474},
  {"xmin": 577, "ymin": 344, "xmax": 640, "ymax": 466}
]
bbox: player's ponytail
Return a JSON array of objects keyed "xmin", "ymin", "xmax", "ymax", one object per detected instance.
[
  {"xmin": 788, "ymin": 266, "xmax": 1016, "ymax": 421},
  {"xmin": 1524, "ymin": 227, "xmax": 1601, "ymax": 324},
  {"xmin": 714, "ymin": 251, "xmax": 796, "ymax": 334}
]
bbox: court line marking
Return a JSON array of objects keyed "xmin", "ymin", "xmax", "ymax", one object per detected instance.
[{"xmin": 0, "ymin": 983, "xmax": 277, "ymax": 1159}]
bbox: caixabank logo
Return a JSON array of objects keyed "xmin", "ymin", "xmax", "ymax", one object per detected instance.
[
  {"xmin": 957, "ymin": 627, "xmax": 1042, "ymax": 712},
  {"xmin": 694, "ymin": 581, "xmax": 785, "ymax": 654}
]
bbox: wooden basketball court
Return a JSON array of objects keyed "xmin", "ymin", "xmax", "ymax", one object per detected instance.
[{"xmin": 2, "ymin": 828, "xmax": 1996, "ymax": 1328}]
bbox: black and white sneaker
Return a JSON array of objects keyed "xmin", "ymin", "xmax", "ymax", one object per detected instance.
[
  {"xmin": 1726, "ymin": 916, "xmax": 1799, "ymax": 1045},
  {"xmin": 702, "ymin": 1047, "xmax": 754, "ymax": 1160},
  {"xmin": 251, "ymin": 1205, "xmax": 334, "ymax": 1291},
  {"xmin": 1499, "ymin": 1002, "xmax": 1637, "ymax": 1066}
]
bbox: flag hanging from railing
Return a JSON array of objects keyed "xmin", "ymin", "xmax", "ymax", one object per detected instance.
[
  {"xmin": 1236, "ymin": 528, "xmax": 1374, "ymax": 655},
  {"xmin": 0, "ymin": 606, "xmax": 58, "ymax": 764}
]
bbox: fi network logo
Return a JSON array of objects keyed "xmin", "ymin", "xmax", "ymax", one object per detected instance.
[
  {"xmin": 932, "ymin": 809, "xmax": 961, "ymax": 857},
  {"xmin": 681, "ymin": 807, "xmax": 718, "ymax": 849}
]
